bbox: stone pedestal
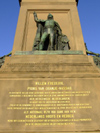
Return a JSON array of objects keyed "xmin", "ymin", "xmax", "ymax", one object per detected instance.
[{"xmin": 0, "ymin": 52, "xmax": 100, "ymax": 132}]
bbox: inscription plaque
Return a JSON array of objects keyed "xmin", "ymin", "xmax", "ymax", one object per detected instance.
[
  {"xmin": 7, "ymin": 82, "xmax": 92, "ymax": 126},
  {"xmin": 0, "ymin": 79, "xmax": 100, "ymax": 132}
]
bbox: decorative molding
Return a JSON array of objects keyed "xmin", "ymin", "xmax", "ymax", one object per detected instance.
[
  {"xmin": 21, "ymin": 2, "xmax": 76, "ymax": 6},
  {"xmin": 18, "ymin": 0, "xmax": 79, "ymax": 6}
]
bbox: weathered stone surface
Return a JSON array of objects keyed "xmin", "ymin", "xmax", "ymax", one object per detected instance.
[
  {"xmin": 0, "ymin": 55, "xmax": 100, "ymax": 133},
  {"xmin": 0, "ymin": 78, "xmax": 100, "ymax": 132},
  {"xmin": 0, "ymin": 53, "xmax": 100, "ymax": 133},
  {"xmin": 0, "ymin": 54, "xmax": 99, "ymax": 78}
]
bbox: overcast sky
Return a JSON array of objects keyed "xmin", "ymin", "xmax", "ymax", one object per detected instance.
[{"xmin": 0, "ymin": 0, "xmax": 100, "ymax": 57}]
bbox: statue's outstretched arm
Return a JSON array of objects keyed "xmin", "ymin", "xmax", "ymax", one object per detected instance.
[
  {"xmin": 33, "ymin": 12, "xmax": 45, "ymax": 23},
  {"xmin": 33, "ymin": 12, "xmax": 39, "ymax": 22}
]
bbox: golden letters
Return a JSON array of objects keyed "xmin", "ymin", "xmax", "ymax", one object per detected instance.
[{"xmin": 7, "ymin": 81, "xmax": 92, "ymax": 126}]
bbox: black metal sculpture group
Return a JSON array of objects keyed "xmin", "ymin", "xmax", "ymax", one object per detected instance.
[{"xmin": 33, "ymin": 12, "xmax": 70, "ymax": 51}]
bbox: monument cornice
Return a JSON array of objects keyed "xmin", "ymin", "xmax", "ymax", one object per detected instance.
[{"xmin": 18, "ymin": 0, "xmax": 79, "ymax": 6}]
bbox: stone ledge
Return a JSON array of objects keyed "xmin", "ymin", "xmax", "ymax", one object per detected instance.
[
  {"xmin": 14, "ymin": 51, "xmax": 83, "ymax": 55},
  {"xmin": 1, "ymin": 131, "xmax": 100, "ymax": 133},
  {"xmin": 0, "ymin": 73, "xmax": 100, "ymax": 79}
]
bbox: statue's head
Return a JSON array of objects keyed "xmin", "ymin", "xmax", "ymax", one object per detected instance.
[{"xmin": 47, "ymin": 13, "xmax": 53, "ymax": 20}]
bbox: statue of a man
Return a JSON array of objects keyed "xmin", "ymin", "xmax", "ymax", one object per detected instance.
[{"xmin": 33, "ymin": 12, "xmax": 70, "ymax": 51}]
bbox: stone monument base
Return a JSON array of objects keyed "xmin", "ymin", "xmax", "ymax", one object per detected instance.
[{"xmin": 0, "ymin": 51, "xmax": 100, "ymax": 133}]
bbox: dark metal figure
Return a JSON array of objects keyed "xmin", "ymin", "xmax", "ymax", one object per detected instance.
[
  {"xmin": 85, "ymin": 43, "xmax": 100, "ymax": 68},
  {"xmin": 85, "ymin": 43, "xmax": 100, "ymax": 57},
  {"xmin": 33, "ymin": 12, "xmax": 70, "ymax": 51},
  {"xmin": 0, "ymin": 51, "xmax": 12, "ymax": 68}
]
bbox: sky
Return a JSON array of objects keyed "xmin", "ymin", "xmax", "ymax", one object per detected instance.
[{"xmin": 0, "ymin": 0, "xmax": 100, "ymax": 57}]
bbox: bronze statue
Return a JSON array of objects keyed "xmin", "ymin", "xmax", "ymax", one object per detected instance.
[
  {"xmin": 33, "ymin": 12, "xmax": 70, "ymax": 51},
  {"xmin": 85, "ymin": 43, "xmax": 100, "ymax": 57},
  {"xmin": 85, "ymin": 43, "xmax": 100, "ymax": 68}
]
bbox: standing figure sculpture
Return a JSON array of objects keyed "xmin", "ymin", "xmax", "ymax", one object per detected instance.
[{"xmin": 33, "ymin": 12, "xmax": 70, "ymax": 51}]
